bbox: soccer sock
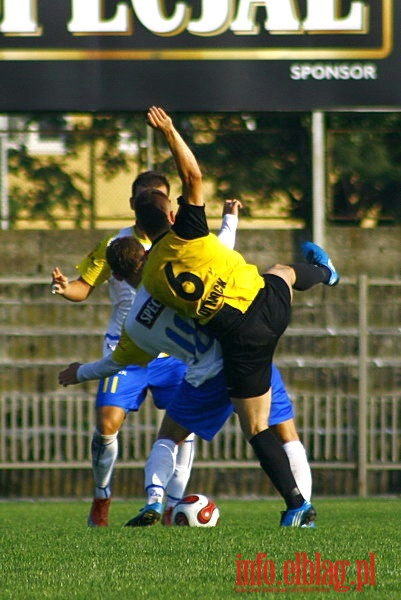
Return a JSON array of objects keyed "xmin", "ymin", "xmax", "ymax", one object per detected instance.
[
  {"xmin": 249, "ymin": 429, "xmax": 305, "ymax": 509},
  {"xmin": 290, "ymin": 262, "xmax": 329, "ymax": 290},
  {"xmin": 283, "ymin": 440, "xmax": 312, "ymax": 502},
  {"xmin": 145, "ymin": 438, "xmax": 178, "ymax": 505},
  {"xmin": 91, "ymin": 428, "xmax": 119, "ymax": 499},
  {"xmin": 165, "ymin": 433, "xmax": 195, "ymax": 508}
]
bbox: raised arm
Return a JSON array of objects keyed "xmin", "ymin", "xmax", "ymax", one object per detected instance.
[
  {"xmin": 217, "ymin": 199, "xmax": 242, "ymax": 250},
  {"xmin": 146, "ymin": 106, "xmax": 203, "ymax": 206}
]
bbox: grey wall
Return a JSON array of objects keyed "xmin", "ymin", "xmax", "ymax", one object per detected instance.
[{"xmin": 2, "ymin": 227, "xmax": 400, "ymax": 278}]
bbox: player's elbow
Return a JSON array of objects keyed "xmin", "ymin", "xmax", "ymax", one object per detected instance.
[{"xmin": 186, "ymin": 170, "xmax": 203, "ymax": 192}]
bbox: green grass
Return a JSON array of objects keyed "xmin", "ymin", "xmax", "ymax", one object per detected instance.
[{"xmin": 0, "ymin": 498, "xmax": 398, "ymax": 599}]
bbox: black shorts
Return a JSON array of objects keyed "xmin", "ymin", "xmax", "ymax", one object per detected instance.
[{"xmin": 206, "ymin": 274, "xmax": 291, "ymax": 398}]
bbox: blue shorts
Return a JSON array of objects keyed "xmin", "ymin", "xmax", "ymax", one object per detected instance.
[
  {"xmin": 95, "ymin": 356, "xmax": 187, "ymax": 413},
  {"xmin": 167, "ymin": 364, "xmax": 294, "ymax": 441},
  {"xmin": 269, "ymin": 364, "xmax": 295, "ymax": 426}
]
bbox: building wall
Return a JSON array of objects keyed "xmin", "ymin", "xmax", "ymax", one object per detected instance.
[{"xmin": 2, "ymin": 227, "xmax": 400, "ymax": 278}]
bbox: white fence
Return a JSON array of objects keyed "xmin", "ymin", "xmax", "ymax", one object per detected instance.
[{"xmin": 1, "ymin": 390, "xmax": 401, "ymax": 495}]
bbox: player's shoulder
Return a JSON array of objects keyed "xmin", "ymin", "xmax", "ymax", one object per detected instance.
[
  {"xmin": 114, "ymin": 225, "xmax": 152, "ymax": 251},
  {"xmin": 114, "ymin": 225, "xmax": 134, "ymax": 240},
  {"xmin": 85, "ymin": 229, "xmax": 125, "ymax": 260},
  {"xmin": 94, "ymin": 226, "xmax": 133, "ymax": 256},
  {"xmin": 76, "ymin": 230, "xmax": 123, "ymax": 279}
]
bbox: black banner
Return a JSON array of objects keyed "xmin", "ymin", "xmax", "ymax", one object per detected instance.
[{"xmin": 0, "ymin": 1, "xmax": 398, "ymax": 111}]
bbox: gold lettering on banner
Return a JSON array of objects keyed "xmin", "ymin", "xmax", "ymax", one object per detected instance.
[{"xmin": 0, "ymin": 0, "xmax": 393, "ymax": 60}]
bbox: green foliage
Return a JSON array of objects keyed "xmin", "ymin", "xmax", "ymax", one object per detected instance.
[
  {"xmin": 327, "ymin": 112, "xmax": 401, "ymax": 224},
  {"xmin": 64, "ymin": 114, "xmax": 150, "ymax": 178},
  {"xmin": 156, "ymin": 112, "xmax": 311, "ymax": 220},
  {"xmin": 6, "ymin": 111, "xmax": 401, "ymax": 228},
  {"xmin": 0, "ymin": 499, "xmax": 398, "ymax": 599},
  {"xmin": 8, "ymin": 146, "xmax": 90, "ymax": 228}
]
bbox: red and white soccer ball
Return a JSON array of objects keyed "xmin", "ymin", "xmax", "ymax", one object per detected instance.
[{"xmin": 172, "ymin": 494, "xmax": 220, "ymax": 527}]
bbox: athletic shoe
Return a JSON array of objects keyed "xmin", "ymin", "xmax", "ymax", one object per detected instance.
[
  {"xmin": 87, "ymin": 497, "xmax": 111, "ymax": 527},
  {"xmin": 280, "ymin": 501, "xmax": 317, "ymax": 528},
  {"xmin": 124, "ymin": 502, "xmax": 163, "ymax": 527},
  {"xmin": 301, "ymin": 241, "xmax": 340, "ymax": 286},
  {"xmin": 161, "ymin": 506, "xmax": 174, "ymax": 526}
]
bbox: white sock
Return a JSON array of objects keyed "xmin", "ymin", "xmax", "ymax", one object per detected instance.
[
  {"xmin": 145, "ymin": 438, "xmax": 178, "ymax": 504},
  {"xmin": 165, "ymin": 434, "xmax": 195, "ymax": 508},
  {"xmin": 283, "ymin": 440, "xmax": 312, "ymax": 502},
  {"xmin": 91, "ymin": 428, "xmax": 119, "ymax": 499}
]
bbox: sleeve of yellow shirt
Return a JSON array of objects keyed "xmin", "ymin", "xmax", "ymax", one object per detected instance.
[{"xmin": 75, "ymin": 234, "xmax": 113, "ymax": 287}]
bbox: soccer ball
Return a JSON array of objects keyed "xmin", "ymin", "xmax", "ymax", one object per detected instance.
[{"xmin": 172, "ymin": 494, "xmax": 220, "ymax": 527}]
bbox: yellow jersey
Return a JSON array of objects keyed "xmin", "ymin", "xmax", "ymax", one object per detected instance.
[
  {"xmin": 141, "ymin": 202, "xmax": 264, "ymax": 323},
  {"xmin": 76, "ymin": 225, "xmax": 151, "ymax": 287}
]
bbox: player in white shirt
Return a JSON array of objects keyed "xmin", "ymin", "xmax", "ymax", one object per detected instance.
[{"xmin": 51, "ymin": 171, "xmax": 190, "ymax": 527}]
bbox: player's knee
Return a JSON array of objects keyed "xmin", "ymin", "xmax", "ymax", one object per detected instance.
[
  {"xmin": 265, "ymin": 264, "xmax": 295, "ymax": 283},
  {"xmin": 242, "ymin": 422, "xmax": 269, "ymax": 441},
  {"xmin": 98, "ymin": 425, "xmax": 119, "ymax": 437},
  {"xmin": 274, "ymin": 419, "xmax": 300, "ymax": 444},
  {"xmin": 96, "ymin": 407, "xmax": 126, "ymax": 435}
]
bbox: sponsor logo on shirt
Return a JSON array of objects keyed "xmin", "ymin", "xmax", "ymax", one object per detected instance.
[
  {"xmin": 136, "ymin": 296, "xmax": 164, "ymax": 329},
  {"xmin": 199, "ymin": 278, "xmax": 227, "ymax": 318}
]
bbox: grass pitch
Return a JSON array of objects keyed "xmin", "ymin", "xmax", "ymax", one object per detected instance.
[{"xmin": 0, "ymin": 498, "xmax": 399, "ymax": 599}]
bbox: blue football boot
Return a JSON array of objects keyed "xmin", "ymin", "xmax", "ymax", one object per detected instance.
[
  {"xmin": 280, "ymin": 500, "xmax": 317, "ymax": 528},
  {"xmin": 301, "ymin": 241, "xmax": 340, "ymax": 286},
  {"xmin": 124, "ymin": 502, "xmax": 163, "ymax": 527}
]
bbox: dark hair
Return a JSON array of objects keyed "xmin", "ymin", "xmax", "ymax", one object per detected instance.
[
  {"xmin": 131, "ymin": 171, "xmax": 170, "ymax": 198},
  {"xmin": 106, "ymin": 237, "xmax": 146, "ymax": 279},
  {"xmin": 134, "ymin": 189, "xmax": 172, "ymax": 237}
]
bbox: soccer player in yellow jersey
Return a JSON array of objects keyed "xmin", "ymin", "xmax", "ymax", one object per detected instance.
[
  {"xmin": 134, "ymin": 106, "xmax": 339, "ymax": 527},
  {"xmin": 51, "ymin": 170, "xmax": 193, "ymax": 528}
]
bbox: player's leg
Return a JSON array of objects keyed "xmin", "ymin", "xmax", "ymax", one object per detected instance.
[
  {"xmin": 92, "ymin": 406, "xmax": 124, "ymax": 497},
  {"xmin": 232, "ymin": 391, "xmax": 316, "ymax": 527},
  {"xmin": 147, "ymin": 356, "xmax": 195, "ymax": 522},
  {"xmin": 88, "ymin": 405, "xmax": 125, "ymax": 527},
  {"xmin": 266, "ymin": 261, "xmax": 329, "ymax": 295},
  {"xmin": 215, "ymin": 274, "xmax": 315, "ymax": 526},
  {"xmin": 265, "ymin": 242, "xmax": 339, "ymax": 291},
  {"xmin": 159, "ymin": 367, "xmax": 233, "ymax": 523},
  {"xmin": 162, "ymin": 433, "xmax": 195, "ymax": 525},
  {"xmin": 126, "ymin": 370, "xmax": 233, "ymax": 527},
  {"xmin": 274, "ymin": 419, "xmax": 312, "ymax": 503},
  {"xmin": 300, "ymin": 241, "xmax": 340, "ymax": 286},
  {"xmin": 269, "ymin": 364, "xmax": 313, "ymax": 503},
  {"xmin": 232, "ymin": 389, "xmax": 302, "ymax": 500},
  {"xmin": 88, "ymin": 366, "xmax": 148, "ymax": 527},
  {"xmin": 125, "ymin": 414, "xmax": 191, "ymax": 527}
]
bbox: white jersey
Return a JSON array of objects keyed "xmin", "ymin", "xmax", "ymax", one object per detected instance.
[
  {"xmin": 77, "ymin": 213, "xmax": 238, "ymax": 386},
  {"xmin": 124, "ymin": 286, "xmax": 223, "ymax": 386},
  {"xmin": 103, "ymin": 227, "xmax": 152, "ymax": 353}
]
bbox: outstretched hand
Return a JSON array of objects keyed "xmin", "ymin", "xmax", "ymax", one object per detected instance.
[
  {"xmin": 146, "ymin": 106, "xmax": 173, "ymax": 134},
  {"xmin": 51, "ymin": 267, "xmax": 69, "ymax": 295},
  {"xmin": 58, "ymin": 362, "xmax": 82, "ymax": 386},
  {"xmin": 222, "ymin": 199, "xmax": 243, "ymax": 217}
]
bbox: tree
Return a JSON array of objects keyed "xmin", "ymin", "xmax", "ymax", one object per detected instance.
[
  {"xmin": 327, "ymin": 112, "xmax": 401, "ymax": 225},
  {"xmin": 155, "ymin": 112, "xmax": 311, "ymax": 221},
  {"xmin": 6, "ymin": 111, "xmax": 401, "ymax": 228}
]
